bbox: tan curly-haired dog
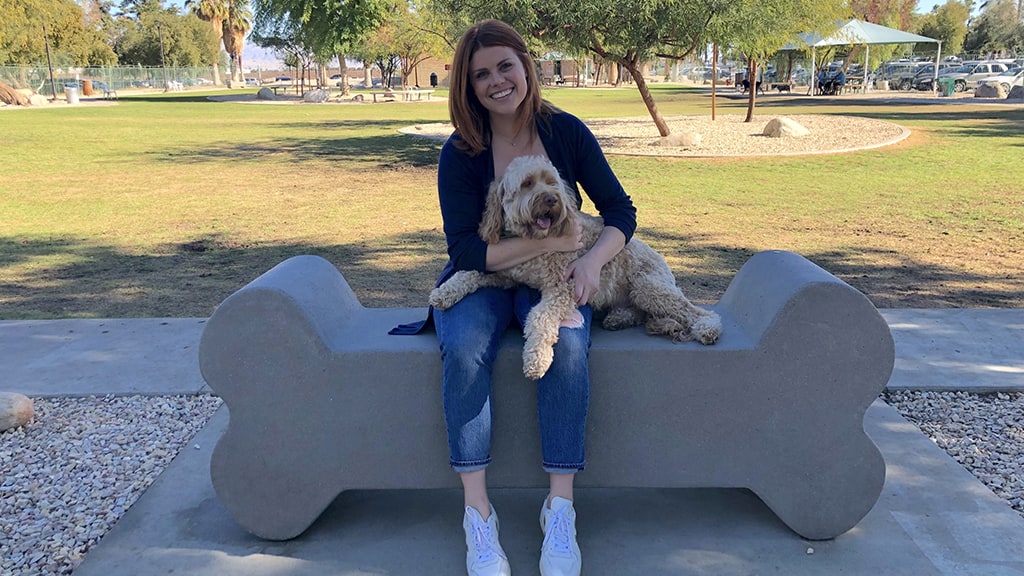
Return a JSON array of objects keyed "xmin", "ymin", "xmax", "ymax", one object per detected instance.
[{"xmin": 430, "ymin": 155, "xmax": 722, "ymax": 380}]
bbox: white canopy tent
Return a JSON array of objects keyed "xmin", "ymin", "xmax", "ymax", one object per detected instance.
[{"xmin": 787, "ymin": 19, "xmax": 942, "ymax": 94}]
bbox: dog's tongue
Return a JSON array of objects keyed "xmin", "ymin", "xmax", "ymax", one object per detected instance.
[{"xmin": 535, "ymin": 217, "xmax": 552, "ymax": 230}]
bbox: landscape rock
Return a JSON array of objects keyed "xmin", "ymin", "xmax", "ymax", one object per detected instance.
[
  {"xmin": 256, "ymin": 87, "xmax": 276, "ymax": 100},
  {"xmin": 974, "ymin": 83, "xmax": 1006, "ymax": 99},
  {"xmin": 303, "ymin": 89, "xmax": 329, "ymax": 103},
  {"xmin": 657, "ymin": 132, "xmax": 701, "ymax": 148},
  {"xmin": 28, "ymin": 94, "xmax": 49, "ymax": 106},
  {"xmin": 0, "ymin": 392, "xmax": 34, "ymax": 431},
  {"xmin": 1006, "ymin": 85, "xmax": 1023, "ymax": 100},
  {"xmin": 763, "ymin": 117, "xmax": 810, "ymax": 138}
]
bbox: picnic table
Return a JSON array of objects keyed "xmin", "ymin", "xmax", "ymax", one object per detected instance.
[{"xmin": 367, "ymin": 89, "xmax": 435, "ymax": 103}]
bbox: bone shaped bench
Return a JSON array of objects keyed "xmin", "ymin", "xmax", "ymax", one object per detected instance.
[{"xmin": 199, "ymin": 250, "xmax": 894, "ymax": 541}]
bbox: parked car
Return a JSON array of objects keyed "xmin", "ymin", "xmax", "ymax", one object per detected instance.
[
  {"xmin": 909, "ymin": 62, "xmax": 959, "ymax": 91},
  {"xmin": 273, "ymin": 76, "xmax": 293, "ymax": 83},
  {"xmin": 938, "ymin": 61, "xmax": 1010, "ymax": 92},
  {"xmin": 195, "ymin": 78, "xmax": 213, "ymax": 85},
  {"xmin": 244, "ymin": 77, "xmax": 261, "ymax": 86},
  {"xmin": 977, "ymin": 67, "xmax": 1023, "ymax": 93},
  {"xmin": 886, "ymin": 61, "xmax": 930, "ymax": 90}
]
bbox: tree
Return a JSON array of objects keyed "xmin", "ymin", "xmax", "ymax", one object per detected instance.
[
  {"xmin": 1, "ymin": 0, "xmax": 117, "ymax": 65},
  {"xmin": 431, "ymin": 0, "xmax": 739, "ymax": 137},
  {"xmin": 964, "ymin": 0, "xmax": 1024, "ymax": 56},
  {"xmin": 112, "ymin": 1, "xmax": 219, "ymax": 67},
  {"xmin": 252, "ymin": 0, "xmax": 391, "ymax": 92},
  {"xmin": 186, "ymin": 0, "xmax": 228, "ymax": 84},
  {"xmin": 222, "ymin": 0, "xmax": 251, "ymax": 83},
  {"xmin": 714, "ymin": 0, "xmax": 848, "ymax": 122},
  {"xmin": 916, "ymin": 1, "xmax": 970, "ymax": 55}
]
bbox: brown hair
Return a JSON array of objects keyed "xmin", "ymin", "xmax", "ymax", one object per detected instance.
[{"xmin": 448, "ymin": 19, "xmax": 556, "ymax": 156}]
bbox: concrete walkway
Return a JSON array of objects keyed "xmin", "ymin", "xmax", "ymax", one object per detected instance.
[{"xmin": 3, "ymin": 309, "xmax": 1024, "ymax": 575}]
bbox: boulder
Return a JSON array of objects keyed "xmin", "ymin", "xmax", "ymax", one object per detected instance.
[
  {"xmin": 29, "ymin": 94, "xmax": 49, "ymax": 106},
  {"xmin": 1009, "ymin": 86, "xmax": 1024, "ymax": 100},
  {"xmin": 0, "ymin": 81, "xmax": 31, "ymax": 106},
  {"xmin": 0, "ymin": 392, "xmax": 33, "ymax": 431},
  {"xmin": 974, "ymin": 83, "xmax": 1006, "ymax": 99},
  {"xmin": 763, "ymin": 117, "xmax": 810, "ymax": 138},
  {"xmin": 657, "ymin": 132, "xmax": 701, "ymax": 148},
  {"xmin": 256, "ymin": 87, "xmax": 276, "ymax": 100},
  {"xmin": 303, "ymin": 89, "xmax": 329, "ymax": 103}
]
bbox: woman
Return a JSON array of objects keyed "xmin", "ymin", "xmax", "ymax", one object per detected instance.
[{"xmin": 405, "ymin": 19, "xmax": 636, "ymax": 576}]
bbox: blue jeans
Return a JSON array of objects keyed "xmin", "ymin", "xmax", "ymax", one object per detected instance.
[{"xmin": 434, "ymin": 285, "xmax": 592, "ymax": 474}]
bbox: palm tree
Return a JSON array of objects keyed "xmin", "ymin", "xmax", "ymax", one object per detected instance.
[
  {"xmin": 186, "ymin": 0, "xmax": 229, "ymax": 85},
  {"xmin": 223, "ymin": 0, "xmax": 252, "ymax": 83}
]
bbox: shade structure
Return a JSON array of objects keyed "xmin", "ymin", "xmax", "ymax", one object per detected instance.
[{"xmin": 783, "ymin": 19, "xmax": 941, "ymax": 95}]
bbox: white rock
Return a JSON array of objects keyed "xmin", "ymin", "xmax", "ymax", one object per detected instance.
[
  {"xmin": 303, "ymin": 89, "xmax": 329, "ymax": 103},
  {"xmin": 28, "ymin": 94, "xmax": 49, "ymax": 107},
  {"xmin": 763, "ymin": 117, "xmax": 809, "ymax": 138},
  {"xmin": 657, "ymin": 132, "xmax": 701, "ymax": 148},
  {"xmin": 974, "ymin": 83, "xmax": 1006, "ymax": 99},
  {"xmin": 0, "ymin": 392, "xmax": 33, "ymax": 431}
]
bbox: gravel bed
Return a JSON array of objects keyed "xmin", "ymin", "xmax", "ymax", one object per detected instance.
[
  {"xmin": 2, "ymin": 391, "xmax": 1022, "ymax": 574},
  {"xmin": 884, "ymin": 390, "xmax": 1024, "ymax": 518},
  {"xmin": 0, "ymin": 395, "xmax": 222, "ymax": 576},
  {"xmin": 402, "ymin": 114, "xmax": 907, "ymax": 157}
]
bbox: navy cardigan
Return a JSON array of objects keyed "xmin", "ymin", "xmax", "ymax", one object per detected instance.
[{"xmin": 389, "ymin": 110, "xmax": 637, "ymax": 335}]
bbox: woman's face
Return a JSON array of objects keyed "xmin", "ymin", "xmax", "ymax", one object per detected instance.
[{"xmin": 468, "ymin": 45, "xmax": 529, "ymax": 119}]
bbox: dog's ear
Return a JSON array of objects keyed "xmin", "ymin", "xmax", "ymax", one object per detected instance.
[{"xmin": 478, "ymin": 181, "xmax": 505, "ymax": 244}]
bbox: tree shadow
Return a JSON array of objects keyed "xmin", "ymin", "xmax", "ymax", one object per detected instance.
[
  {"xmin": 639, "ymin": 228, "xmax": 1022, "ymax": 309},
  {"xmin": 4, "ymin": 228, "xmax": 1019, "ymax": 319},
  {"xmin": 151, "ymin": 133, "xmax": 444, "ymax": 168}
]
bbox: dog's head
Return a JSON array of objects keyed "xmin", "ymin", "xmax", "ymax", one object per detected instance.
[{"xmin": 479, "ymin": 156, "xmax": 578, "ymax": 244}]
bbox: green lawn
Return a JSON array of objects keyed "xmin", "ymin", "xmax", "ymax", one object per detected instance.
[{"xmin": 1, "ymin": 86, "xmax": 1022, "ymax": 318}]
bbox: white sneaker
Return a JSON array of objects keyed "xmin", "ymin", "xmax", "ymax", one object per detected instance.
[
  {"xmin": 463, "ymin": 505, "xmax": 512, "ymax": 576},
  {"xmin": 539, "ymin": 496, "xmax": 582, "ymax": 576}
]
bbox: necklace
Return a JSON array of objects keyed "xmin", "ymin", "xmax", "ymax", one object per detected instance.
[{"xmin": 495, "ymin": 127, "xmax": 526, "ymax": 148}]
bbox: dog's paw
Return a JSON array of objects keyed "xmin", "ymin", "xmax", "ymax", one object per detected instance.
[
  {"xmin": 522, "ymin": 347, "xmax": 554, "ymax": 381},
  {"xmin": 692, "ymin": 312, "xmax": 722, "ymax": 345},
  {"xmin": 428, "ymin": 288, "xmax": 454, "ymax": 310}
]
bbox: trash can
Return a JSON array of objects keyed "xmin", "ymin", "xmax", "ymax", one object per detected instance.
[
  {"xmin": 82, "ymin": 79, "xmax": 93, "ymax": 96},
  {"xmin": 429, "ymin": 72, "xmax": 438, "ymax": 88},
  {"xmin": 938, "ymin": 77, "xmax": 955, "ymax": 97},
  {"xmin": 65, "ymin": 86, "xmax": 79, "ymax": 104}
]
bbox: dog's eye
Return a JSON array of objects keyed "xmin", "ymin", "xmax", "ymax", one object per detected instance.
[
  {"xmin": 545, "ymin": 177, "xmax": 558, "ymax": 186},
  {"xmin": 523, "ymin": 177, "xmax": 534, "ymax": 188}
]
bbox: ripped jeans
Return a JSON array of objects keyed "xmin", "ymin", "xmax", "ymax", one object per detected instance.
[{"xmin": 434, "ymin": 285, "xmax": 592, "ymax": 474}]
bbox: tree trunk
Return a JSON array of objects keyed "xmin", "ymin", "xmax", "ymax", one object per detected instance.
[
  {"xmin": 337, "ymin": 55, "xmax": 349, "ymax": 96},
  {"xmin": 622, "ymin": 59, "xmax": 670, "ymax": 137},
  {"xmin": 745, "ymin": 57, "xmax": 757, "ymax": 123}
]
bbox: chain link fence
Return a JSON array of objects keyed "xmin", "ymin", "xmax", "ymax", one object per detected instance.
[{"xmin": 1, "ymin": 65, "xmax": 219, "ymax": 96}]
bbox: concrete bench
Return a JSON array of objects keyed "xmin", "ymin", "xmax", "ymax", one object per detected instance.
[{"xmin": 199, "ymin": 250, "xmax": 894, "ymax": 541}]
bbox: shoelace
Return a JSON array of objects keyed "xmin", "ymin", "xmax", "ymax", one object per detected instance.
[
  {"xmin": 471, "ymin": 518, "xmax": 500, "ymax": 564},
  {"xmin": 543, "ymin": 507, "xmax": 574, "ymax": 554}
]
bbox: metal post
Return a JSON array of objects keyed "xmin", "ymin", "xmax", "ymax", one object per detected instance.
[
  {"xmin": 158, "ymin": 22, "xmax": 168, "ymax": 88},
  {"xmin": 711, "ymin": 43, "xmax": 718, "ymax": 121},
  {"xmin": 42, "ymin": 24, "xmax": 58, "ymax": 100}
]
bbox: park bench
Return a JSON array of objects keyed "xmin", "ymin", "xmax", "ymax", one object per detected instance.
[{"xmin": 199, "ymin": 250, "xmax": 894, "ymax": 542}]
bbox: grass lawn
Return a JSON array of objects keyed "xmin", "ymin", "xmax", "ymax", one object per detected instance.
[{"xmin": 1, "ymin": 85, "xmax": 1022, "ymax": 319}]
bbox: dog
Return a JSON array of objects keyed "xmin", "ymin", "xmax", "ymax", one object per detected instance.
[
  {"xmin": 741, "ymin": 79, "xmax": 766, "ymax": 95},
  {"xmin": 429, "ymin": 156, "xmax": 722, "ymax": 380}
]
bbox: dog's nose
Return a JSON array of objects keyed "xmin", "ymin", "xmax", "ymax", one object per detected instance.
[{"xmin": 543, "ymin": 194, "xmax": 558, "ymax": 207}]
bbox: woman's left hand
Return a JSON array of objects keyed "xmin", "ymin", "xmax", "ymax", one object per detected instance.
[{"xmin": 564, "ymin": 254, "xmax": 603, "ymax": 305}]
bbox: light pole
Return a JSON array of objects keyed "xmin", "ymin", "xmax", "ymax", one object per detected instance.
[
  {"xmin": 42, "ymin": 24, "xmax": 58, "ymax": 101},
  {"xmin": 157, "ymin": 22, "xmax": 168, "ymax": 88}
]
